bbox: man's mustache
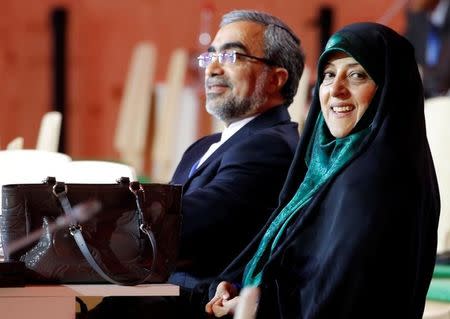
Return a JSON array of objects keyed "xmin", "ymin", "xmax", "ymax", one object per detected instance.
[{"xmin": 205, "ymin": 77, "xmax": 232, "ymax": 88}]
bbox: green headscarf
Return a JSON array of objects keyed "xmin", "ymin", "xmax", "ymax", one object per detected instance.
[{"xmin": 242, "ymin": 30, "xmax": 380, "ymax": 287}]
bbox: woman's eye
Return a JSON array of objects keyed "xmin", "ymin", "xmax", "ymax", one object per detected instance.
[
  {"xmin": 322, "ymin": 71, "xmax": 335, "ymax": 84},
  {"xmin": 349, "ymin": 71, "xmax": 368, "ymax": 81}
]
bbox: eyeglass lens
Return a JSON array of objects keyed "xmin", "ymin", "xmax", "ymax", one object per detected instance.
[{"xmin": 198, "ymin": 52, "xmax": 236, "ymax": 68}]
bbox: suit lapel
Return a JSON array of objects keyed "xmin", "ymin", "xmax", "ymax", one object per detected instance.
[
  {"xmin": 188, "ymin": 105, "xmax": 292, "ymax": 180},
  {"xmin": 190, "ymin": 125, "xmax": 251, "ymax": 177}
]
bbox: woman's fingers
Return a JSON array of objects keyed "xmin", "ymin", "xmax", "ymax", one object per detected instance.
[
  {"xmin": 212, "ymin": 296, "xmax": 240, "ymax": 317},
  {"xmin": 205, "ymin": 281, "xmax": 233, "ymax": 313},
  {"xmin": 205, "ymin": 295, "xmax": 222, "ymax": 314},
  {"xmin": 233, "ymin": 287, "xmax": 260, "ymax": 319}
]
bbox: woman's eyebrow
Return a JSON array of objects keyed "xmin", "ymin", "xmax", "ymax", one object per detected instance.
[
  {"xmin": 325, "ymin": 62, "xmax": 361, "ymax": 68},
  {"xmin": 347, "ymin": 63, "xmax": 361, "ymax": 68}
]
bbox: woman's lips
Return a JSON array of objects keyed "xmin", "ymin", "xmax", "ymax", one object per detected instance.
[{"xmin": 331, "ymin": 105, "xmax": 355, "ymax": 113}]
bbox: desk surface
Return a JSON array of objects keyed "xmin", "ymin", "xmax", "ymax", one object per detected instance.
[{"xmin": 0, "ymin": 284, "xmax": 179, "ymax": 297}]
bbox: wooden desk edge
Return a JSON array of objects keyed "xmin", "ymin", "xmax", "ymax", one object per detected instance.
[{"xmin": 0, "ymin": 284, "xmax": 179, "ymax": 297}]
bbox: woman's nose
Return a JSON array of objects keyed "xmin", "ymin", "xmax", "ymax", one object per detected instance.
[{"xmin": 330, "ymin": 76, "xmax": 349, "ymax": 97}]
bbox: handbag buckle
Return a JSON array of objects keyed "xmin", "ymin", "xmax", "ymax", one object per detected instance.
[
  {"xmin": 139, "ymin": 223, "xmax": 151, "ymax": 234},
  {"xmin": 117, "ymin": 177, "xmax": 130, "ymax": 185},
  {"xmin": 52, "ymin": 182, "xmax": 68, "ymax": 196},
  {"xmin": 69, "ymin": 224, "xmax": 82, "ymax": 236},
  {"xmin": 43, "ymin": 176, "xmax": 56, "ymax": 185},
  {"xmin": 129, "ymin": 181, "xmax": 144, "ymax": 194}
]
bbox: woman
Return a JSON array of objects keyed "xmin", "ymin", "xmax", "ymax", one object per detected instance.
[{"xmin": 205, "ymin": 22, "xmax": 440, "ymax": 319}]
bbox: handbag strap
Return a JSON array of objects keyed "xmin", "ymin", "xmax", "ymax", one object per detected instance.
[{"xmin": 52, "ymin": 180, "xmax": 158, "ymax": 286}]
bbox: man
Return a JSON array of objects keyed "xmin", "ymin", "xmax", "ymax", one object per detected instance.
[
  {"xmin": 87, "ymin": 9, "xmax": 304, "ymax": 318},
  {"xmin": 169, "ymin": 9, "xmax": 304, "ymax": 290},
  {"xmin": 405, "ymin": 0, "xmax": 450, "ymax": 97}
]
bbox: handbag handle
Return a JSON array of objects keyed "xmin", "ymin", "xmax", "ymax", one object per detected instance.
[{"xmin": 51, "ymin": 177, "xmax": 157, "ymax": 286}]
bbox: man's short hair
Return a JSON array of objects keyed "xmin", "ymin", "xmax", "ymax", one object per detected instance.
[{"xmin": 220, "ymin": 10, "xmax": 305, "ymax": 105}]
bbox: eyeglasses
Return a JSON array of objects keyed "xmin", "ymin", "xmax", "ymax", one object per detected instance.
[{"xmin": 197, "ymin": 50, "xmax": 274, "ymax": 68}]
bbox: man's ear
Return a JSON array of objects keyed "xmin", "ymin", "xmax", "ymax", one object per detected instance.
[{"xmin": 267, "ymin": 67, "xmax": 289, "ymax": 94}]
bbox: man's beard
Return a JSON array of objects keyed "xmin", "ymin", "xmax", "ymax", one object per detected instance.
[{"xmin": 205, "ymin": 70, "xmax": 269, "ymax": 123}]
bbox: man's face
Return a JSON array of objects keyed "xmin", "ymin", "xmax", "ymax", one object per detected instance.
[{"xmin": 204, "ymin": 21, "xmax": 271, "ymax": 125}]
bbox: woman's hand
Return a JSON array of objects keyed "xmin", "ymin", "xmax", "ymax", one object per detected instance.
[
  {"xmin": 205, "ymin": 281, "xmax": 239, "ymax": 317},
  {"xmin": 233, "ymin": 287, "xmax": 260, "ymax": 319}
]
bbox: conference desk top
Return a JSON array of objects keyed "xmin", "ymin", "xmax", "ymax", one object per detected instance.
[
  {"xmin": 0, "ymin": 284, "xmax": 179, "ymax": 319},
  {"xmin": 0, "ymin": 283, "xmax": 179, "ymax": 297}
]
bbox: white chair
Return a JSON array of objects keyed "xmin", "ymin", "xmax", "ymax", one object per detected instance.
[
  {"xmin": 423, "ymin": 300, "xmax": 450, "ymax": 319},
  {"xmin": 153, "ymin": 84, "xmax": 200, "ymax": 182},
  {"xmin": 36, "ymin": 111, "xmax": 62, "ymax": 152},
  {"xmin": 6, "ymin": 137, "xmax": 24, "ymax": 150},
  {"xmin": 424, "ymin": 96, "xmax": 450, "ymax": 252},
  {"xmin": 63, "ymin": 160, "xmax": 137, "ymax": 184},
  {"xmin": 0, "ymin": 150, "xmax": 71, "ymax": 187},
  {"xmin": 114, "ymin": 42, "xmax": 156, "ymax": 175},
  {"xmin": 0, "ymin": 150, "xmax": 72, "ymax": 259},
  {"xmin": 151, "ymin": 48, "xmax": 189, "ymax": 182},
  {"xmin": 289, "ymin": 66, "xmax": 311, "ymax": 134}
]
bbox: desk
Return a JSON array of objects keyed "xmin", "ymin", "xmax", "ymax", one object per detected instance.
[{"xmin": 0, "ymin": 284, "xmax": 179, "ymax": 319}]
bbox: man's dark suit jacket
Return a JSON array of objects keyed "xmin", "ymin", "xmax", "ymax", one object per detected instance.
[{"xmin": 169, "ymin": 105, "xmax": 299, "ymax": 286}]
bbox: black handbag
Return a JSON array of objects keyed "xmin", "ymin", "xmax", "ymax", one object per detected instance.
[{"xmin": 0, "ymin": 177, "xmax": 182, "ymax": 285}]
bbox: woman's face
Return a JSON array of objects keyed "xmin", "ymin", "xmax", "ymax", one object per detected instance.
[{"xmin": 319, "ymin": 52, "xmax": 377, "ymax": 138}]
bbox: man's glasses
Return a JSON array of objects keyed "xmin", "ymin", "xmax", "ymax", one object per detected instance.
[{"xmin": 197, "ymin": 51, "xmax": 274, "ymax": 68}]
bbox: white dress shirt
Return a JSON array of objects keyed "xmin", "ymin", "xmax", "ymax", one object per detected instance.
[{"xmin": 196, "ymin": 115, "xmax": 257, "ymax": 167}]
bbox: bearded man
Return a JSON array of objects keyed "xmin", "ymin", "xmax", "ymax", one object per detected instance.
[
  {"xmin": 87, "ymin": 10, "xmax": 304, "ymax": 319},
  {"xmin": 169, "ymin": 9, "xmax": 304, "ymax": 289}
]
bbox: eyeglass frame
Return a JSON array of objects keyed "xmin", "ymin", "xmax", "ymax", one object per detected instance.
[{"xmin": 197, "ymin": 50, "xmax": 275, "ymax": 68}]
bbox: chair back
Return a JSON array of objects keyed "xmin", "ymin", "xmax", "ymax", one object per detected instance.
[
  {"xmin": 151, "ymin": 48, "xmax": 188, "ymax": 182},
  {"xmin": 114, "ymin": 42, "xmax": 156, "ymax": 174},
  {"xmin": 6, "ymin": 137, "xmax": 24, "ymax": 150},
  {"xmin": 423, "ymin": 300, "xmax": 450, "ymax": 319},
  {"xmin": 0, "ymin": 150, "xmax": 71, "ymax": 187},
  {"xmin": 289, "ymin": 66, "xmax": 311, "ymax": 134},
  {"xmin": 425, "ymin": 96, "xmax": 450, "ymax": 252},
  {"xmin": 36, "ymin": 111, "xmax": 62, "ymax": 152},
  {"xmin": 64, "ymin": 160, "xmax": 137, "ymax": 183}
]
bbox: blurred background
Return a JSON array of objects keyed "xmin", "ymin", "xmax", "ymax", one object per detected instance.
[{"xmin": 0, "ymin": 0, "xmax": 408, "ymax": 179}]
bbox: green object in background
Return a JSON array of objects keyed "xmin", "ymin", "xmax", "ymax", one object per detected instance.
[
  {"xmin": 426, "ymin": 265, "xmax": 450, "ymax": 302},
  {"xmin": 427, "ymin": 279, "xmax": 450, "ymax": 302},
  {"xmin": 433, "ymin": 265, "xmax": 450, "ymax": 278},
  {"xmin": 138, "ymin": 175, "xmax": 151, "ymax": 183}
]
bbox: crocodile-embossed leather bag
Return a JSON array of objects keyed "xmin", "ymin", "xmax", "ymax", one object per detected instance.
[{"xmin": 0, "ymin": 177, "xmax": 182, "ymax": 285}]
